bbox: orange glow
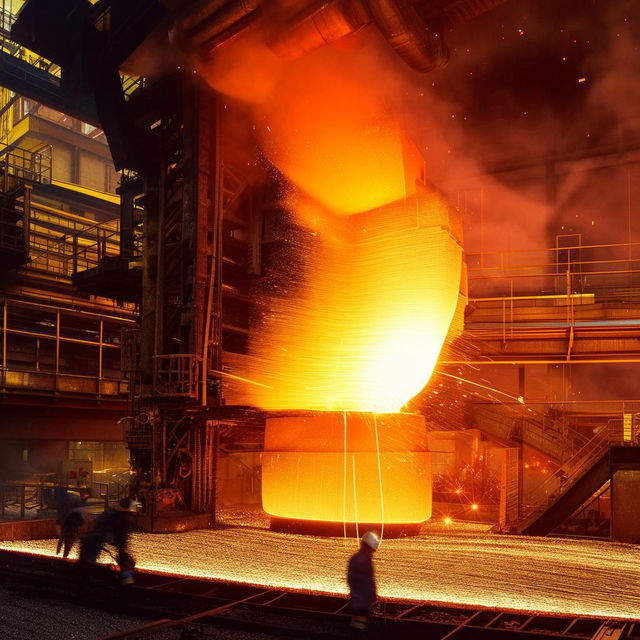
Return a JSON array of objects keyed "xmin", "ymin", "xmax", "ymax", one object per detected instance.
[
  {"xmin": 471, "ymin": 504, "xmax": 479, "ymax": 511},
  {"xmin": 202, "ymin": 14, "xmax": 464, "ymax": 525},
  {"xmin": 443, "ymin": 516, "xmax": 453, "ymax": 524},
  {"xmin": 199, "ymin": 25, "xmax": 284, "ymax": 104},
  {"xmin": 262, "ymin": 413, "xmax": 431, "ymax": 524},
  {"xmin": 256, "ymin": 47, "xmax": 423, "ymax": 214},
  {"xmin": 243, "ymin": 185, "xmax": 463, "ymax": 413},
  {"xmin": 204, "ymin": 20, "xmax": 464, "ymax": 414}
]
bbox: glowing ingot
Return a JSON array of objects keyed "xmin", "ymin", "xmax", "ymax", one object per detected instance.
[{"xmin": 262, "ymin": 412, "xmax": 431, "ymax": 524}]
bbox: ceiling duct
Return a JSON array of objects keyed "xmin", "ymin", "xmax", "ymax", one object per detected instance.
[
  {"xmin": 268, "ymin": 0, "xmax": 370, "ymax": 61},
  {"xmin": 169, "ymin": 0, "xmax": 510, "ymax": 71},
  {"xmin": 170, "ymin": 0, "xmax": 261, "ymax": 53},
  {"xmin": 365, "ymin": 0, "xmax": 449, "ymax": 72}
]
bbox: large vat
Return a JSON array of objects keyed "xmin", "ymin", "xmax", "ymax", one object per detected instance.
[{"xmin": 262, "ymin": 411, "xmax": 431, "ymax": 536}]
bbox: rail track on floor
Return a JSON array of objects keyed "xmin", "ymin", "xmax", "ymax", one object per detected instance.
[{"xmin": 0, "ymin": 548, "xmax": 637, "ymax": 639}]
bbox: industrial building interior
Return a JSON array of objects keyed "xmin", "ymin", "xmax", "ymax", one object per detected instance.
[{"xmin": 0, "ymin": 0, "xmax": 639, "ymax": 638}]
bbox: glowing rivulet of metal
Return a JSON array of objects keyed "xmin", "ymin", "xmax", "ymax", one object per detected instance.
[
  {"xmin": 342, "ymin": 411, "xmax": 348, "ymax": 544},
  {"xmin": 373, "ymin": 413, "xmax": 385, "ymax": 544},
  {"xmin": 341, "ymin": 412, "xmax": 386, "ymax": 544},
  {"xmin": 352, "ymin": 456, "xmax": 359, "ymax": 540}
]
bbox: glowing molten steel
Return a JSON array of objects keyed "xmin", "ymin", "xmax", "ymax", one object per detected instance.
[
  {"xmin": 263, "ymin": 413, "xmax": 431, "ymax": 525},
  {"xmin": 246, "ymin": 185, "xmax": 463, "ymax": 413},
  {"xmin": 203, "ymin": 22, "xmax": 466, "ymax": 528}
]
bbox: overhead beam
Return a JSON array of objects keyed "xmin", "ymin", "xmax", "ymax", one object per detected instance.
[{"xmin": 0, "ymin": 50, "xmax": 99, "ymax": 125}]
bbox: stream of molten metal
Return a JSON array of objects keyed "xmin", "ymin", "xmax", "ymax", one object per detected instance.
[
  {"xmin": 205, "ymin": 25, "xmax": 463, "ymax": 413},
  {"xmin": 202, "ymin": 22, "xmax": 465, "ymax": 527}
]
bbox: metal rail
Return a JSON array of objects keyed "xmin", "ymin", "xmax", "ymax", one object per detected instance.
[{"xmin": 0, "ymin": 549, "xmax": 635, "ymax": 640}]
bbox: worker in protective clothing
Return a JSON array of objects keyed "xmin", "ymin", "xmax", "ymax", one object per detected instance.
[
  {"xmin": 56, "ymin": 499, "xmax": 89, "ymax": 558},
  {"xmin": 347, "ymin": 531, "xmax": 379, "ymax": 639},
  {"xmin": 78, "ymin": 497, "xmax": 137, "ymax": 584},
  {"xmin": 56, "ymin": 491, "xmax": 89, "ymax": 558}
]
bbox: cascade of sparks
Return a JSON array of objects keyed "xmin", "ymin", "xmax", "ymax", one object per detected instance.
[
  {"xmin": 244, "ymin": 187, "xmax": 463, "ymax": 412},
  {"xmin": 203, "ymin": 24, "xmax": 464, "ymax": 413},
  {"xmin": 202, "ymin": 18, "xmax": 466, "ymax": 528}
]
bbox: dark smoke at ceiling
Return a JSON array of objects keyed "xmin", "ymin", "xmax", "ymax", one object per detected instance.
[{"xmin": 427, "ymin": 0, "xmax": 640, "ymax": 165}]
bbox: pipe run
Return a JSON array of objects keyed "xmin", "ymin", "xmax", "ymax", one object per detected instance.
[
  {"xmin": 268, "ymin": 0, "xmax": 449, "ymax": 73},
  {"xmin": 170, "ymin": 0, "xmax": 507, "ymax": 72},
  {"xmin": 171, "ymin": 0, "xmax": 262, "ymax": 54},
  {"xmin": 364, "ymin": 0, "xmax": 449, "ymax": 73}
]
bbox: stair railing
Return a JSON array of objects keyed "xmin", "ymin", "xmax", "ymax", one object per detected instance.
[{"xmin": 520, "ymin": 424, "xmax": 612, "ymax": 519}]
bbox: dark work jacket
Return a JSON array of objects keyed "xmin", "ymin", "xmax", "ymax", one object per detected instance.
[
  {"xmin": 95, "ymin": 509, "xmax": 134, "ymax": 550},
  {"xmin": 347, "ymin": 549, "xmax": 377, "ymax": 614},
  {"xmin": 62, "ymin": 507, "xmax": 86, "ymax": 534},
  {"xmin": 80, "ymin": 509, "xmax": 134, "ymax": 563}
]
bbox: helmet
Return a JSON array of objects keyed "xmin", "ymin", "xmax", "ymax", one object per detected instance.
[
  {"xmin": 118, "ymin": 497, "xmax": 137, "ymax": 512},
  {"xmin": 361, "ymin": 531, "xmax": 380, "ymax": 551}
]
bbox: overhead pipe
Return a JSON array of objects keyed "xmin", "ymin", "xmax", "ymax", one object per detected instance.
[
  {"xmin": 174, "ymin": 0, "xmax": 230, "ymax": 35},
  {"xmin": 170, "ymin": 0, "xmax": 509, "ymax": 71},
  {"xmin": 169, "ymin": 0, "xmax": 262, "ymax": 54},
  {"xmin": 268, "ymin": 0, "xmax": 370, "ymax": 62},
  {"xmin": 187, "ymin": 0, "xmax": 261, "ymax": 50},
  {"xmin": 268, "ymin": 0, "xmax": 448, "ymax": 73},
  {"xmin": 364, "ymin": 0, "xmax": 449, "ymax": 73}
]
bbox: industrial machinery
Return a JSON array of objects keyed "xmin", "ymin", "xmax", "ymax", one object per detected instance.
[{"xmin": 2, "ymin": 0, "xmax": 506, "ymax": 532}]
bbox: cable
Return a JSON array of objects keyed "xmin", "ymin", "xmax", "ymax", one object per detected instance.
[
  {"xmin": 343, "ymin": 411, "xmax": 348, "ymax": 545},
  {"xmin": 352, "ymin": 455, "xmax": 359, "ymax": 541},
  {"xmin": 373, "ymin": 413, "xmax": 385, "ymax": 544}
]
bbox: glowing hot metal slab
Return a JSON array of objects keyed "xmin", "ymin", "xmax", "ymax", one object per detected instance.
[{"xmin": 2, "ymin": 523, "xmax": 640, "ymax": 620}]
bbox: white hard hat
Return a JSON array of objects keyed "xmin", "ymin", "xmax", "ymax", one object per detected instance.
[{"xmin": 361, "ymin": 531, "xmax": 380, "ymax": 551}]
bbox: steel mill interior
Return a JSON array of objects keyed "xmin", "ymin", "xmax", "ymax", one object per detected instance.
[{"xmin": 0, "ymin": 0, "xmax": 640, "ymax": 638}]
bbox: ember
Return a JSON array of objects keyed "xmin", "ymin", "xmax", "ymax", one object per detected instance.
[{"xmin": 202, "ymin": 21, "xmax": 464, "ymax": 414}]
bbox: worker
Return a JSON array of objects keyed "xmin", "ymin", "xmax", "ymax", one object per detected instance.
[
  {"xmin": 55, "ymin": 490, "xmax": 82, "ymax": 529},
  {"xmin": 78, "ymin": 497, "xmax": 137, "ymax": 585},
  {"xmin": 56, "ymin": 496, "xmax": 89, "ymax": 558},
  {"xmin": 347, "ymin": 531, "xmax": 379, "ymax": 639}
]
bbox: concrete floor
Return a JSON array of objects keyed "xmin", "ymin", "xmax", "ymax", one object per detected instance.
[
  {"xmin": 2, "ymin": 522, "xmax": 640, "ymax": 620},
  {"xmin": 0, "ymin": 583, "xmax": 150, "ymax": 640}
]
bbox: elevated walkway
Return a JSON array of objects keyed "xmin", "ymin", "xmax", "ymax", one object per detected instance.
[{"xmin": 471, "ymin": 403, "xmax": 587, "ymax": 462}]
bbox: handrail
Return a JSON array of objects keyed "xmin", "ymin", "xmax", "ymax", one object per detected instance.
[
  {"xmin": 520, "ymin": 424, "xmax": 615, "ymax": 519},
  {"xmin": 0, "ymin": 147, "xmax": 52, "ymax": 184},
  {"xmin": 468, "ymin": 240, "xmax": 640, "ymax": 262}
]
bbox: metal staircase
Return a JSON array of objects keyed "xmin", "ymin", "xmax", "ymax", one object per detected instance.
[
  {"xmin": 0, "ymin": 147, "xmax": 52, "ymax": 269},
  {"xmin": 502, "ymin": 420, "xmax": 640, "ymax": 536}
]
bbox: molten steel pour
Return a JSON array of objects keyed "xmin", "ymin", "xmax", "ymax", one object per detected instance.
[
  {"xmin": 3, "ymin": 525, "xmax": 640, "ymax": 619},
  {"xmin": 204, "ymin": 21, "xmax": 465, "ymax": 529}
]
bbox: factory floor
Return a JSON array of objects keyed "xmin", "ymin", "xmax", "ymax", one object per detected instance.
[
  {"xmin": 1, "ymin": 521, "xmax": 640, "ymax": 621},
  {"xmin": 0, "ymin": 582, "xmax": 281, "ymax": 640},
  {"xmin": 0, "ymin": 583, "xmax": 149, "ymax": 640}
]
